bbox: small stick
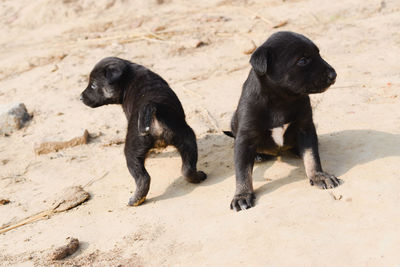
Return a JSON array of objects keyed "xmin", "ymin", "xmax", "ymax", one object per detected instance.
[
  {"xmin": 140, "ymin": 36, "xmax": 175, "ymax": 44},
  {"xmin": 227, "ymin": 64, "xmax": 249, "ymax": 74},
  {"xmin": 143, "ymin": 28, "xmax": 168, "ymax": 41},
  {"xmin": 0, "ymin": 210, "xmax": 53, "ymax": 234},
  {"xmin": 273, "ymin": 20, "xmax": 288, "ymax": 29},
  {"xmin": 83, "ymin": 171, "xmax": 109, "ymax": 188},
  {"xmin": 0, "ymin": 186, "xmax": 89, "ymax": 234},
  {"xmin": 242, "ymin": 7, "xmax": 273, "ymax": 25}
]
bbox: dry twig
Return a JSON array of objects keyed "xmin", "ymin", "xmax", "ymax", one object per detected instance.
[{"xmin": 0, "ymin": 186, "xmax": 90, "ymax": 234}]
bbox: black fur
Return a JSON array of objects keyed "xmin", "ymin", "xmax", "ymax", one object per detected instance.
[
  {"xmin": 80, "ymin": 57, "xmax": 206, "ymax": 206},
  {"xmin": 228, "ymin": 31, "xmax": 342, "ymax": 211}
]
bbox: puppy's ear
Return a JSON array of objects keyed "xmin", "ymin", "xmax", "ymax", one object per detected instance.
[
  {"xmin": 250, "ymin": 46, "xmax": 269, "ymax": 76},
  {"xmin": 105, "ymin": 64, "xmax": 124, "ymax": 84}
]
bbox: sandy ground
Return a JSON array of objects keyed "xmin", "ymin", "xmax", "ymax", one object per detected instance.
[{"xmin": 1, "ymin": 0, "xmax": 400, "ymax": 266}]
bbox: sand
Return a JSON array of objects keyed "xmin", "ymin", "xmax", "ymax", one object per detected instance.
[{"xmin": 0, "ymin": 0, "xmax": 399, "ymax": 266}]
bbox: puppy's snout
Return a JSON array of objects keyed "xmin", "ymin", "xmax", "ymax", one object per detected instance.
[
  {"xmin": 327, "ymin": 69, "xmax": 337, "ymax": 84},
  {"xmin": 79, "ymin": 94, "xmax": 83, "ymax": 101}
]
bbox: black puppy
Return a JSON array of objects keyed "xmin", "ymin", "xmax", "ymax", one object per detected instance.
[
  {"xmin": 80, "ymin": 57, "xmax": 206, "ymax": 206},
  {"xmin": 226, "ymin": 31, "xmax": 342, "ymax": 211}
]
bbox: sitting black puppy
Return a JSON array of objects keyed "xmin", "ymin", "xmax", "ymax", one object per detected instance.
[
  {"xmin": 80, "ymin": 57, "xmax": 207, "ymax": 206},
  {"xmin": 225, "ymin": 31, "xmax": 342, "ymax": 211}
]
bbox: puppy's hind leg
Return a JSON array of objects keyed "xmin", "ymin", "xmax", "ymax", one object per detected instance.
[
  {"xmin": 124, "ymin": 135, "xmax": 153, "ymax": 206},
  {"xmin": 173, "ymin": 125, "xmax": 207, "ymax": 183}
]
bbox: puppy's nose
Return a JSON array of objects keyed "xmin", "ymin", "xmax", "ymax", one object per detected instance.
[
  {"xmin": 327, "ymin": 70, "xmax": 337, "ymax": 83},
  {"xmin": 79, "ymin": 94, "xmax": 84, "ymax": 101}
]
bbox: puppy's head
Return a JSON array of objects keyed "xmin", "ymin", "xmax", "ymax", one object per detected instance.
[
  {"xmin": 250, "ymin": 31, "xmax": 337, "ymax": 95},
  {"xmin": 80, "ymin": 57, "xmax": 130, "ymax": 108}
]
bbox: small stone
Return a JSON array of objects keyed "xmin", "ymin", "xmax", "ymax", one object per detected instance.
[
  {"xmin": 51, "ymin": 65, "xmax": 59, "ymax": 72},
  {"xmin": 0, "ymin": 199, "xmax": 10, "ymax": 205},
  {"xmin": 52, "ymin": 186, "xmax": 90, "ymax": 212},
  {"xmin": 195, "ymin": 41, "xmax": 208, "ymax": 48},
  {"xmin": 243, "ymin": 40, "xmax": 257, "ymax": 55},
  {"xmin": 183, "ymin": 39, "xmax": 209, "ymax": 49},
  {"xmin": 0, "ymin": 103, "xmax": 32, "ymax": 135},
  {"xmin": 155, "ymin": 0, "xmax": 171, "ymax": 4},
  {"xmin": 235, "ymin": 38, "xmax": 257, "ymax": 55},
  {"xmin": 201, "ymin": 15, "xmax": 231, "ymax": 23},
  {"xmin": 153, "ymin": 25, "xmax": 166, "ymax": 32},
  {"xmin": 51, "ymin": 237, "xmax": 80, "ymax": 260}
]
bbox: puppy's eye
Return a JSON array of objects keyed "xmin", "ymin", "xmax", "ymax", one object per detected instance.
[
  {"xmin": 90, "ymin": 84, "xmax": 98, "ymax": 90},
  {"xmin": 297, "ymin": 57, "xmax": 311, "ymax": 67}
]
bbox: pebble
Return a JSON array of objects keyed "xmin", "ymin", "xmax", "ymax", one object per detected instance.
[{"xmin": 0, "ymin": 103, "xmax": 31, "ymax": 135}]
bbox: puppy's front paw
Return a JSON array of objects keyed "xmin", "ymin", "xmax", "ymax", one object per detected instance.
[
  {"xmin": 128, "ymin": 196, "xmax": 146, "ymax": 206},
  {"xmin": 310, "ymin": 172, "xmax": 343, "ymax": 189},
  {"xmin": 230, "ymin": 193, "xmax": 255, "ymax": 212},
  {"xmin": 185, "ymin": 171, "xmax": 207, "ymax": 184}
]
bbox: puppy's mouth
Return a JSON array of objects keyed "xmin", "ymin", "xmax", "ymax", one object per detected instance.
[
  {"xmin": 85, "ymin": 102, "xmax": 102, "ymax": 108},
  {"xmin": 306, "ymin": 79, "xmax": 335, "ymax": 94},
  {"xmin": 80, "ymin": 95, "xmax": 101, "ymax": 108},
  {"xmin": 307, "ymin": 87, "xmax": 329, "ymax": 94}
]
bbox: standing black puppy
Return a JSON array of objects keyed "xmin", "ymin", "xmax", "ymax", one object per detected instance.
[
  {"xmin": 80, "ymin": 57, "xmax": 206, "ymax": 206},
  {"xmin": 227, "ymin": 31, "xmax": 342, "ymax": 211}
]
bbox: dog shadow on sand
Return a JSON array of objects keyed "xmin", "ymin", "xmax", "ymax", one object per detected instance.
[
  {"xmin": 147, "ymin": 129, "xmax": 400, "ymax": 203},
  {"xmin": 253, "ymin": 129, "xmax": 400, "ymax": 199},
  {"xmin": 147, "ymin": 133, "xmax": 235, "ymax": 202}
]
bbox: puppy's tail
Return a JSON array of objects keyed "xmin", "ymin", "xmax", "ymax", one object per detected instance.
[{"xmin": 223, "ymin": 131, "xmax": 235, "ymax": 138}]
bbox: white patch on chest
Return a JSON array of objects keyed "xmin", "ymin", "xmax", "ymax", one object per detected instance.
[{"xmin": 271, "ymin": 123, "xmax": 290, "ymax": 147}]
